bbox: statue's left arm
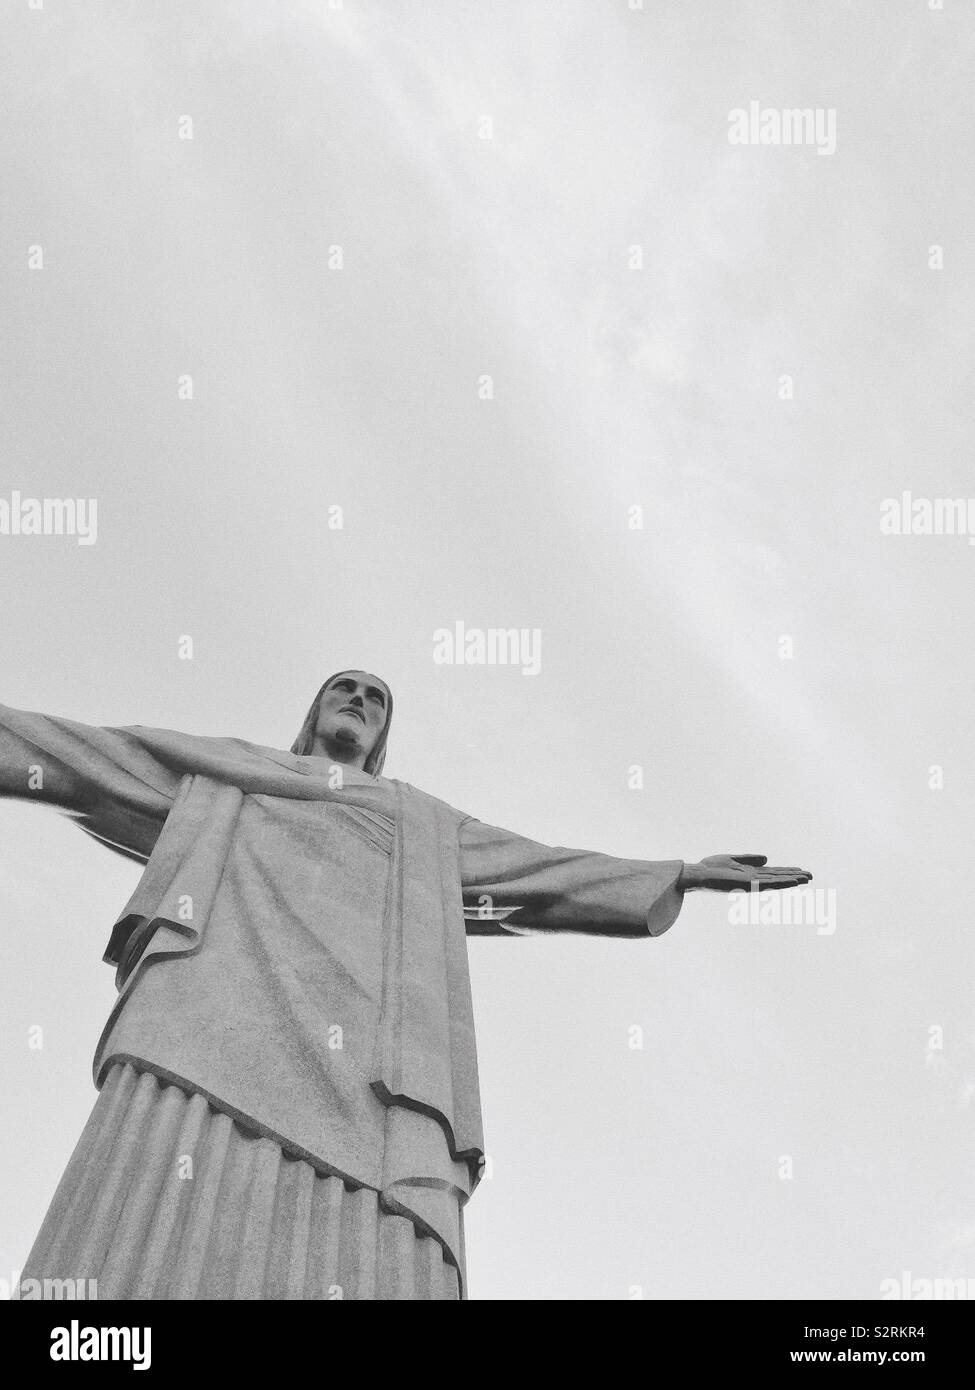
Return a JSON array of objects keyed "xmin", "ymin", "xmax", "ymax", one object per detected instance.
[
  {"xmin": 459, "ymin": 818, "xmax": 813, "ymax": 938},
  {"xmin": 458, "ymin": 817, "xmax": 685, "ymax": 938}
]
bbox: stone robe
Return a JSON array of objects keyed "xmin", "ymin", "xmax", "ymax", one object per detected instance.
[{"xmin": 0, "ymin": 705, "xmax": 684, "ymax": 1295}]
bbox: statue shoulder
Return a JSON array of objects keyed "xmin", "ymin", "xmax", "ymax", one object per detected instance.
[
  {"xmin": 123, "ymin": 727, "xmax": 293, "ymax": 776},
  {"xmin": 383, "ymin": 777, "xmax": 472, "ymax": 826}
]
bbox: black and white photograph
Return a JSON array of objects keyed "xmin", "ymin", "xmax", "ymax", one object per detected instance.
[{"xmin": 1, "ymin": 0, "xmax": 972, "ymax": 1349}]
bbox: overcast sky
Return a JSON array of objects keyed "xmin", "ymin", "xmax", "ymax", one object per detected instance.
[{"xmin": 1, "ymin": 0, "xmax": 973, "ymax": 1299}]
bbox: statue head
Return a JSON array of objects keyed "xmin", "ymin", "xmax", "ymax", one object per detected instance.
[{"xmin": 291, "ymin": 670, "xmax": 393, "ymax": 775}]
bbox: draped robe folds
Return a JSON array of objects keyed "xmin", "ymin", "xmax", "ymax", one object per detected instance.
[{"xmin": 0, "ymin": 706, "xmax": 685, "ymax": 1293}]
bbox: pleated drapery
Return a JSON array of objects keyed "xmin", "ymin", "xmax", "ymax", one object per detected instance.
[{"xmin": 23, "ymin": 1063, "xmax": 461, "ymax": 1300}]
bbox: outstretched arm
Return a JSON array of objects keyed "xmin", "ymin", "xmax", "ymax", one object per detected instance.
[
  {"xmin": 459, "ymin": 820, "xmax": 812, "ymax": 939},
  {"xmin": 459, "ymin": 817, "xmax": 685, "ymax": 938},
  {"xmin": 0, "ymin": 703, "xmax": 181, "ymax": 862}
]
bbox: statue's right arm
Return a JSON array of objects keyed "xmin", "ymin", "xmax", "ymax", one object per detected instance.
[{"xmin": 0, "ymin": 703, "xmax": 182, "ymax": 861}]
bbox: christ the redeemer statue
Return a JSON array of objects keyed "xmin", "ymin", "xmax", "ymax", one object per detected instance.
[{"xmin": 1, "ymin": 672, "xmax": 810, "ymax": 1300}]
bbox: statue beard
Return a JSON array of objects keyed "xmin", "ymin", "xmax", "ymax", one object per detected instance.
[{"xmin": 324, "ymin": 716, "xmax": 368, "ymax": 761}]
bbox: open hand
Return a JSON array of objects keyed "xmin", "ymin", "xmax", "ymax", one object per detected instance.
[{"xmin": 678, "ymin": 855, "xmax": 812, "ymax": 893}]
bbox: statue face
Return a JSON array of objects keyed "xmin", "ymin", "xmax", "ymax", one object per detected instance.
[{"xmin": 314, "ymin": 670, "xmax": 389, "ymax": 765}]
